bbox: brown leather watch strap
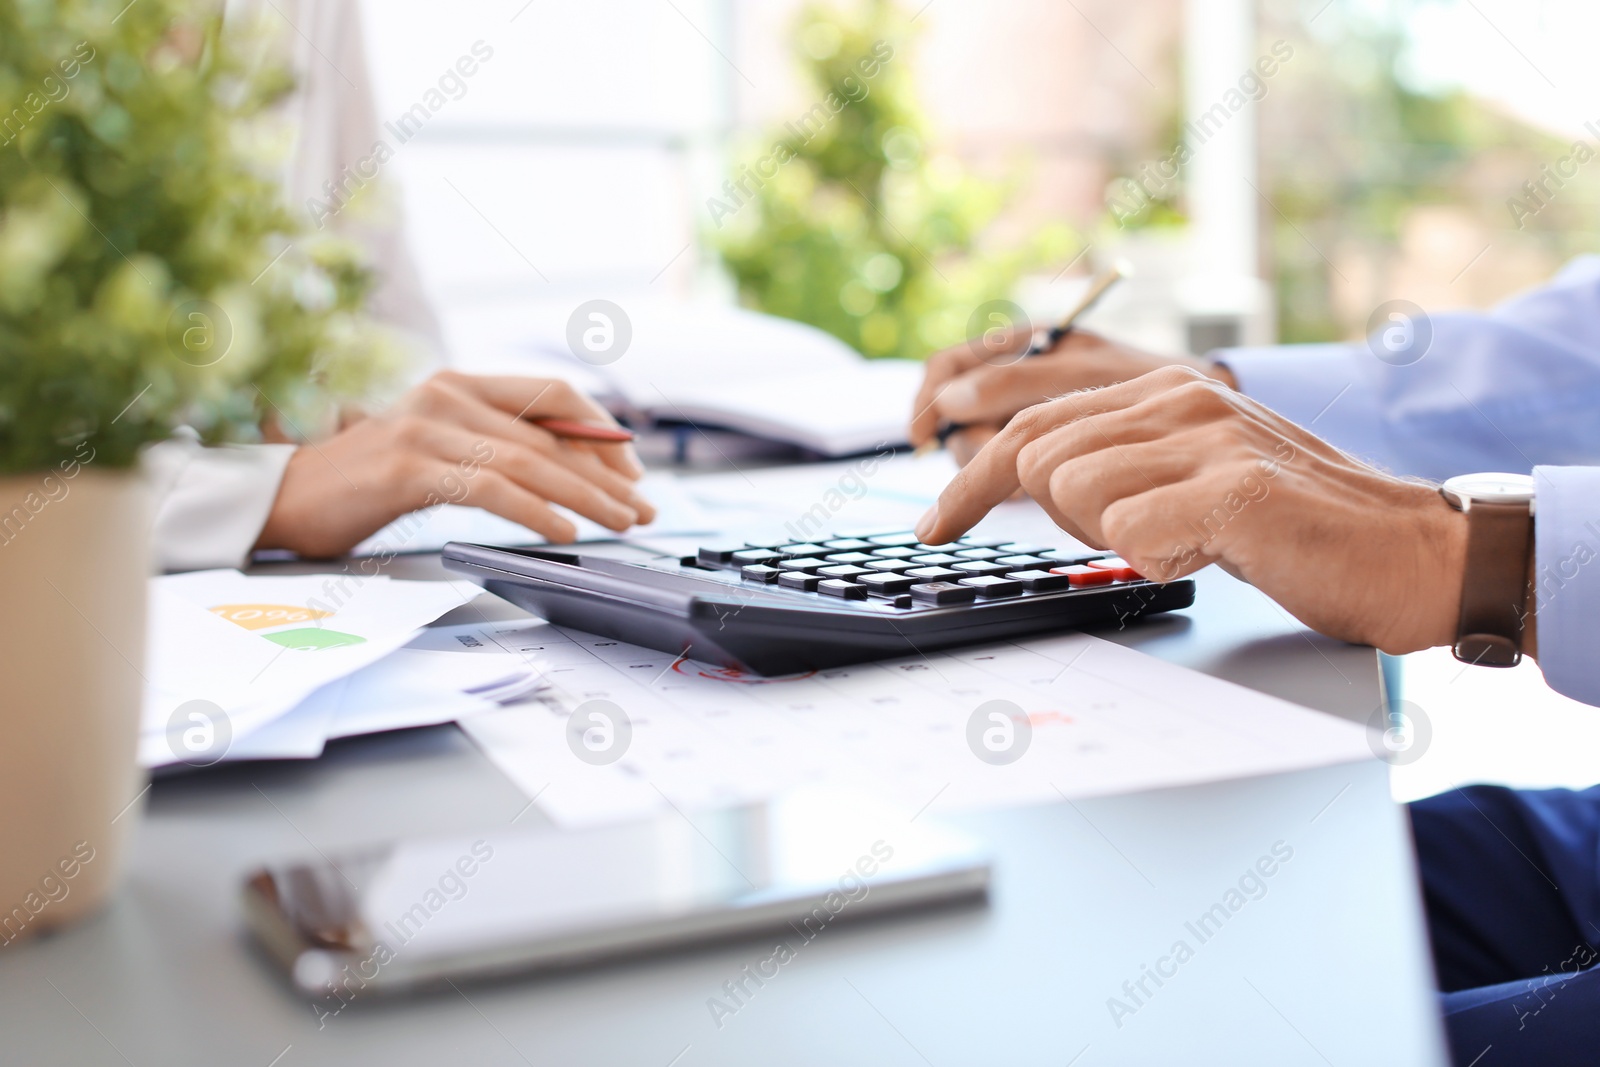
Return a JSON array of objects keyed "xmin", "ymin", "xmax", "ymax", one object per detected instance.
[{"xmin": 1455, "ymin": 500, "xmax": 1533, "ymax": 667}]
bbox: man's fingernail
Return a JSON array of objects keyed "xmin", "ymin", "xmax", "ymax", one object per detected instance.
[{"xmin": 915, "ymin": 505, "xmax": 938, "ymax": 541}]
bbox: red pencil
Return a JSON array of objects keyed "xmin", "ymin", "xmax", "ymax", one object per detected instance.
[{"xmin": 532, "ymin": 417, "xmax": 636, "ymax": 443}]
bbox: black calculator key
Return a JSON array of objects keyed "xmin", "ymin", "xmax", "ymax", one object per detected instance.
[
  {"xmin": 911, "ymin": 553, "xmax": 963, "ymax": 565},
  {"xmin": 905, "ymin": 566, "xmax": 963, "ymax": 582},
  {"xmin": 824, "ymin": 539, "xmax": 875, "ymax": 551},
  {"xmin": 952, "ymin": 561, "xmax": 1009, "ymax": 578},
  {"xmin": 778, "ymin": 558, "xmax": 827, "ymax": 573},
  {"xmin": 914, "ymin": 543, "xmax": 962, "ymax": 553},
  {"xmin": 1007, "ymin": 569, "xmax": 1071, "ymax": 592},
  {"xmin": 743, "ymin": 537, "xmax": 790, "ymax": 549},
  {"xmin": 741, "ymin": 564, "xmax": 783, "ymax": 583},
  {"xmin": 960, "ymin": 575, "xmax": 1023, "ymax": 598},
  {"xmin": 858, "ymin": 573, "xmax": 916, "ymax": 596},
  {"xmin": 870, "ymin": 546, "xmax": 922, "ymax": 559},
  {"xmin": 998, "ymin": 543, "xmax": 1051, "ymax": 556},
  {"xmin": 779, "ymin": 572, "xmax": 821, "ymax": 592},
  {"xmin": 867, "ymin": 533, "xmax": 922, "ymax": 547},
  {"xmin": 997, "ymin": 554, "xmax": 1049, "ymax": 568},
  {"xmin": 818, "ymin": 578, "xmax": 868, "ymax": 600},
  {"xmin": 863, "ymin": 559, "xmax": 917, "ymax": 573},
  {"xmin": 909, "ymin": 581, "xmax": 978, "ymax": 605},
  {"xmin": 698, "ymin": 544, "xmax": 743, "ymax": 565},
  {"xmin": 818, "ymin": 565, "xmax": 871, "ymax": 580},
  {"xmin": 777, "ymin": 543, "xmax": 831, "ymax": 558},
  {"xmin": 957, "ymin": 536, "xmax": 1011, "ymax": 548},
  {"xmin": 732, "ymin": 549, "xmax": 781, "ymax": 566},
  {"xmin": 824, "ymin": 552, "xmax": 877, "ymax": 565},
  {"xmin": 954, "ymin": 548, "xmax": 1005, "ymax": 561}
]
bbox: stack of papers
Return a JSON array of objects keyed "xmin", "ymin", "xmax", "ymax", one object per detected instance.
[{"xmin": 141, "ymin": 571, "xmax": 518, "ymax": 768}]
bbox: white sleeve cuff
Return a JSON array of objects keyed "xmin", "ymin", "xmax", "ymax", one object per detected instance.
[
  {"xmin": 1533, "ymin": 466, "xmax": 1600, "ymax": 707},
  {"xmin": 1214, "ymin": 342, "xmax": 1397, "ymax": 472},
  {"xmin": 144, "ymin": 435, "xmax": 296, "ymax": 572}
]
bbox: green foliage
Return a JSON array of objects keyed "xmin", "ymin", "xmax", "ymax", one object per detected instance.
[
  {"xmin": 708, "ymin": 0, "xmax": 1075, "ymax": 360},
  {"xmin": 0, "ymin": 0, "xmax": 401, "ymax": 474}
]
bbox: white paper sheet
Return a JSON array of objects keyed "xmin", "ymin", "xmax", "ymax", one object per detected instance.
[
  {"xmin": 220, "ymin": 677, "xmax": 345, "ymax": 762},
  {"xmin": 455, "ymin": 619, "xmax": 1375, "ymax": 828},
  {"xmin": 350, "ymin": 472, "xmax": 716, "ymax": 558},
  {"xmin": 323, "ymin": 646, "xmax": 531, "ymax": 740},
  {"xmin": 141, "ymin": 571, "xmax": 480, "ymax": 768},
  {"xmin": 167, "ymin": 624, "xmax": 559, "ymax": 763}
]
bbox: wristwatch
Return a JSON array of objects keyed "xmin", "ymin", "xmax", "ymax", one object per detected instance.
[{"xmin": 1439, "ymin": 473, "xmax": 1536, "ymax": 667}]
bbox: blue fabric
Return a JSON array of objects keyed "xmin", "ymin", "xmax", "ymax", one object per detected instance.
[
  {"xmin": 1218, "ymin": 255, "xmax": 1600, "ymax": 482},
  {"xmin": 1533, "ymin": 467, "xmax": 1600, "ymax": 707},
  {"xmin": 1410, "ymin": 785, "xmax": 1600, "ymax": 1065},
  {"xmin": 1216, "ymin": 262, "xmax": 1600, "ymax": 708}
]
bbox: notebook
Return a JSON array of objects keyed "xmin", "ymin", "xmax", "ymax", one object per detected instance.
[{"xmin": 513, "ymin": 301, "xmax": 923, "ymax": 457}]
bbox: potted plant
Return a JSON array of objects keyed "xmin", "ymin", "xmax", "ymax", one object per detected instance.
[{"xmin": 0, "ymin": 0, "xmax": 395, "ymax": 942}]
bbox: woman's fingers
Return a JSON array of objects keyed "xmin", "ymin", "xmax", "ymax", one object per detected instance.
[
  {"xmin": 403, "ymin": 375, "xmax": 655, "ymax": 518},
  {"xmin": 440, "ymin": 371, "xmax": 645, "ymax": 479},
  {"xmin": 405, "ymin": 419, "xmax": 641, "ymax": 533},
  {"xmin": 554, "ymin": 445, "xmax": 659, "ymax": 525},
  {"xmin": 442, "ymin": 463, "xmax": 580, "ymax": 543}
]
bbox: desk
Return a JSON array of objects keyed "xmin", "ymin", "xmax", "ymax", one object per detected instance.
[{"xmin": 0, "ymin": 560, "xmax": 1448, "ymax": 1065}]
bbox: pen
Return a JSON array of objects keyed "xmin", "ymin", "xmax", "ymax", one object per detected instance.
[
  {"xmin": 915, "ymin": 261, "xmax": 1130, "ymax": 457},
  {"xmin": 533, "ymin": 417, "xmax": 637, "ymax": 443}
]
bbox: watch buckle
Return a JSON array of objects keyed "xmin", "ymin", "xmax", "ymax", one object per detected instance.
[{"xmin": 1452, "ymin": 634, "xmax": 1522, "ymax": 668}]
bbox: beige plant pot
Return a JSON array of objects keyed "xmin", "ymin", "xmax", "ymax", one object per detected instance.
[{"xmin": 0, "ymin": 467, "xmax": 149, "ymax": 946}]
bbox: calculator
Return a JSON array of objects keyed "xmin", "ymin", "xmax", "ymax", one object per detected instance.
[{"xmin": 443, "ymin": 532, "xmax": 1195, "ymax": 676}]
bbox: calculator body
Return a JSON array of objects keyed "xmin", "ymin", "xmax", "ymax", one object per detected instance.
[{"xmin": 443, "ymin": 534, "xmax": 1195, "ymax": 676}]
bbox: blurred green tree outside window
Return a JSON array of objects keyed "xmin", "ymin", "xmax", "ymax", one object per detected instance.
[{"xmin": 708, "ymin": 0, "xmax": 1076, "ymax": 361}]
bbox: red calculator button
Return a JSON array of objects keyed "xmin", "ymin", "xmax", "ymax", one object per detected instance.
[{"xmin": 1051, "ymin": 565, "xmax": 1115, "ymax": 587}]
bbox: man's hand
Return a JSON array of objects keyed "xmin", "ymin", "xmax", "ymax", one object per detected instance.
[
  {"xmin": 915, "ymin": 366, "xmax": 1468, "ymax": 655},
  {"xmin": 256, "ymin": 371, "xmax": 655, "ymax": 558},
  {"xmin": 908, "ymin": 328, "xmax": 1237, "ymax": 465}
]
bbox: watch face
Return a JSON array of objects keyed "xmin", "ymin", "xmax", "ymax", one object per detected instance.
[{"xmin": 1440, "ymin": 473, "xmax": 1536, "ymax": 506}]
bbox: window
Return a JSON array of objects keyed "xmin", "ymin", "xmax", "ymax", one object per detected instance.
[{"xmin": 359, "ymin": 0, "xmax": 733, "ymax": 316}]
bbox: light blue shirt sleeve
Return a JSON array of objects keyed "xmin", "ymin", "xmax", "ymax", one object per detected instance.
[
  {"xmin": 1215, "ymin": 255, "xmax": 1600, "ymax": 482},
  {"xmin": 1211, "ymin": 259, "xmax": 1600, "ymax": 706},
  {"xmin": 1533, "ymin": 467, "xmax": 1600, "ymax": 707}
]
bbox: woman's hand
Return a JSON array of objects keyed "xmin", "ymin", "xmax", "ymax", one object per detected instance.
[
  {"xmin": 916, "ymin": 366, "xmax": 1467, "ymax": 655},
  {"xmin": 255, "ymin": 371, "xmax": 654, "ymax": 558}
]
